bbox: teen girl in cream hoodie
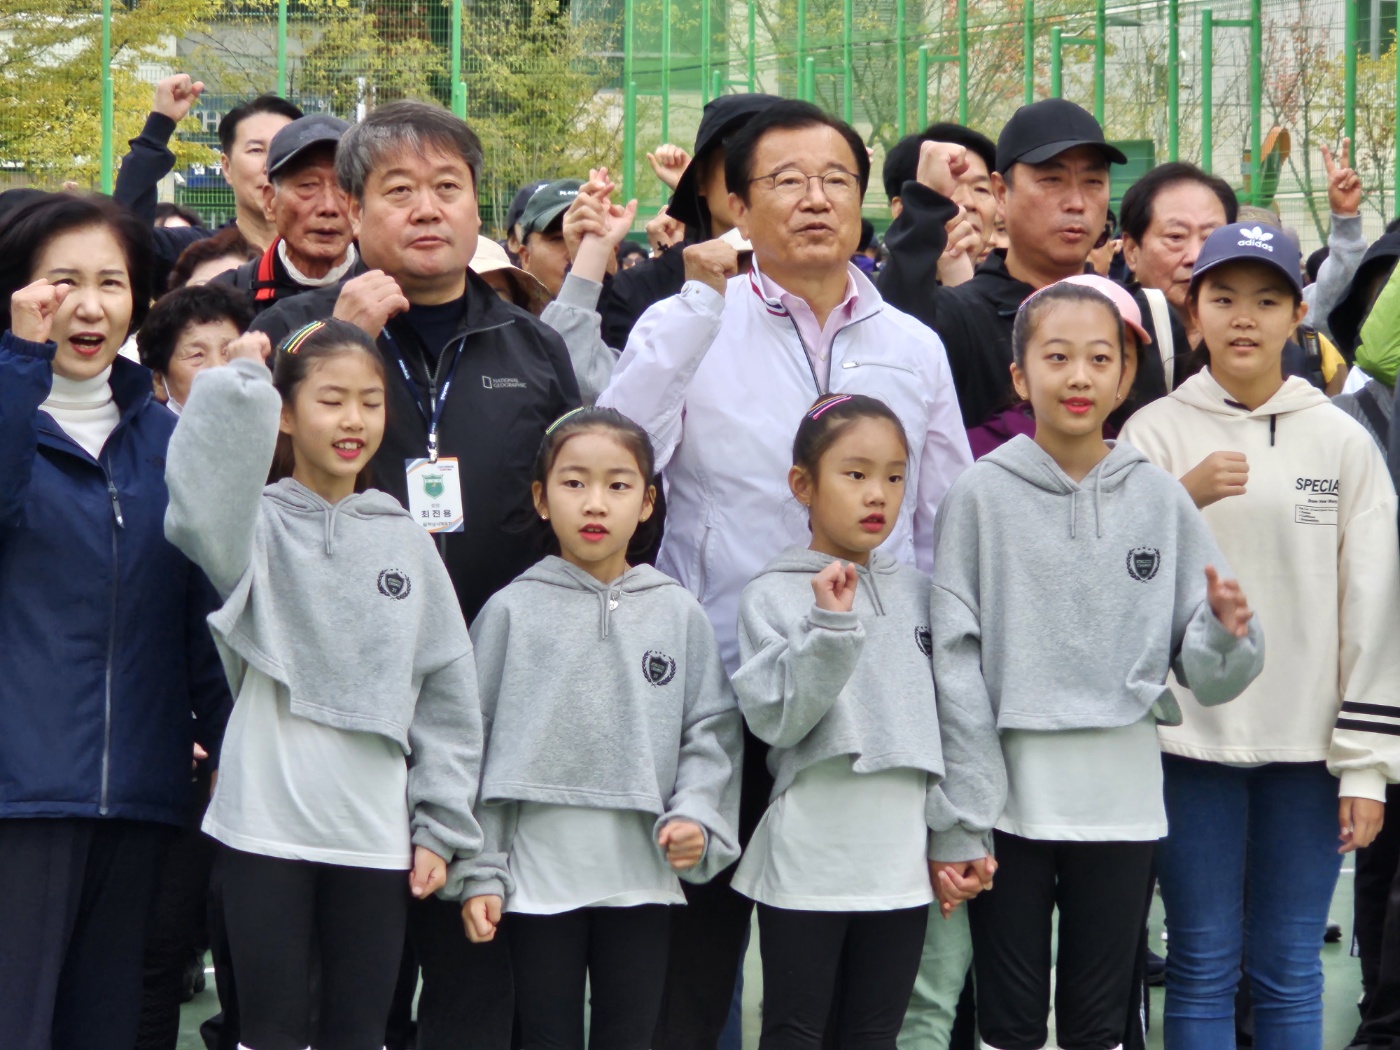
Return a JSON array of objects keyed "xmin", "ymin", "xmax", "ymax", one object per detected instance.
[{"xmin": 1121, "ymin": 223, "xmax": 1400, "ymax": 1049}]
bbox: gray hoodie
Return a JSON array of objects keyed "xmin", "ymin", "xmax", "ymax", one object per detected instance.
[
  {"xmin": 928, "ymin": 435, "xmax": 1264, "ymax": 860},
  {"xmin": 460, "ymin": 556, "xmax": 743, "ymax": 899},
  {"xmin": 734, "ymin": 546, "xmax": 957, "ymax": 855},
  {"xmin": 164, "ymin": 358, "xmax": 484, "ymax": 876}
]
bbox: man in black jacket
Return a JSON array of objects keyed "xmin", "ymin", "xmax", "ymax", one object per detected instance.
[
  {"xmin": 217, "ymin": 114, "xmax": 357, "ymax": 312},
  {"xmin": 252, "ymin": 100, "xmax": 579, "ymax": 1050},
  {"xmin": 879, "ymin": 99, "xmax": 1129, "ymax": 428}
]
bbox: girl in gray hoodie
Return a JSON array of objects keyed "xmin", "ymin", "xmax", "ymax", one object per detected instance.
[
  {"xmin": 930, "ymin": 282, "xmax": 1263, "ymax": 1050},
  {"xmin": 731, "ymin": 394, "xmax": 959, "ymax": 1049},
  {"xmin": 458, "ymin": 407, "xmax": 742, "ymax": 1050},
  {"xmin": 164, "ymin": 320, "xmax": 485, "ymax": 1050}
]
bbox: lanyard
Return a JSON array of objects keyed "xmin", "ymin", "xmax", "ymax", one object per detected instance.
[{"xmin": 383, "ymin": 330, "xmax": 465, "ymax": 464}]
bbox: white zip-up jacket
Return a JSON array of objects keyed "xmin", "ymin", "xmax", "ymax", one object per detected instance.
[
  {"xmin": 599, "ymin": 261, "xmax": 972, "ymax": 671},
  {"xmin": 1121, "ymin": 370, "xmax": 1400, "ymax": 801}
]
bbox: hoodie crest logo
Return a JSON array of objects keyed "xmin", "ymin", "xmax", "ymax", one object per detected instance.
[
  {"xmin": 915, "ymin": 626, "xmax": 933, "ymax": 657},
  {"xmin": 643, "ymin": 650, "xmax": 677, "ymax": 687},
  {"xmin": 378, "ymin": 569, "xmax": 412, "ymax": 600},
  {"xmin": 1126, "ymin": 547, "xmax": 1161, "ymax": 583}
]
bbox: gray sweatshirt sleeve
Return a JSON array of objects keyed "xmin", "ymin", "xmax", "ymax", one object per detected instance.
[
  {"xmin": 732, "ymin": 596, "xmax": 866, "ymax": 750},
  {"xmin": 927, "ymin": 583, "xmax": 1005, "ymax": 862},
  {"xmin": 1168, "ymin": 488, "xmax": 1266, "ymax": 706},
  {"xmin": 410, "ymin": 646, "xmax": 486, "ymax": 882},
  {"xmin": 1305, "ymin": 213, "xmax": 1367, "ymax": 341},
  {"xmin": 164, "ymin": 358, "xmax": 280, "ymax": 598},
  {"xmin": 540, "ymin": 273, "xmax": 620, "ymax": 405},
  {"xmin": 657, "ymin": 605, "xmax": 744, "ymax": 884},
  {"xmin": 449, "ymin": 597, "xmax": 518, "ymax": 901}
]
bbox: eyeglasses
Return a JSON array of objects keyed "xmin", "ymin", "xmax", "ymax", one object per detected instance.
[{"xmin": 749, "ymin": 169, "xmax": 861, "ymax": 202}]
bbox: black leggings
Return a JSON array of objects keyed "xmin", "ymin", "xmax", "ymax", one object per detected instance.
[
  {"xmin": 756, "ymin": 903, "xmax": 929, "ymax": 1050},
  {"xmin": 968, "ymin": 830, "xmax": 1155, "ymax": 1050},
  {"xmin": 507, "ymin": 904, "xmax": 672, "ymax": 1050},
  {"xmin": 219, "ymin": 846, "xmax": 407, "ymax": 1050}
]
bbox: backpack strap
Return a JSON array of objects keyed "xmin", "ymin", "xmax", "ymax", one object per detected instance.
[
  {"xmin": 1142, "ymin": 286, "xmax": 1174, "ymax": 389},
  {"xmin": 1355, "ymin": 384, "xmax": 1391, "ymax": 444},
  {"xmin": 251, "ymin": 237, "xmax": 282, "ymax": 303}
]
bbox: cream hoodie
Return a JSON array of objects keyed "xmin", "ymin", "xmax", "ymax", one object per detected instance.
[{"xmin": 1121, "ymin": 370, "xmax": 1400, "ymax": 801}]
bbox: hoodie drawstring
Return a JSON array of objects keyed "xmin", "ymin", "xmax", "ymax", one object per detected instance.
[
  {"xmin": 598, "ymin": 587, "xmax": 620, "ymax": 639},
  {"xmin": 1094, "ymin": 470, "xmax": 1104, "ymax": 539},
  {"xmin": 862, "ymin": 566, "xmax": 886, "ymax": 616},
  {"xmin": 324, "ymin": 502, "xmax": 344, "ymax": 555},
  {"xmin": 1069, "ymin": 489, "xmax": 1078, "ymax": 539},
  {"xmin": 1270, "ymin": 414, "xmax": 1277, "ymax": 447}
]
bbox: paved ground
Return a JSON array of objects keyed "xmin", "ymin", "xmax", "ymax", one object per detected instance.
[{"xmin": 176, "ymin": 858, "xmax": 1365, "ymax": 1049}]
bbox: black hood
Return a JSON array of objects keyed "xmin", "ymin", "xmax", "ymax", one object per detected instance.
[
  {"xmin": 668, "ymin": 93, "xmax": 785, "ymax": 236},
  {"xmin": 1328, "ymin": 231, "xmax": 1400, "ymax": 355}
]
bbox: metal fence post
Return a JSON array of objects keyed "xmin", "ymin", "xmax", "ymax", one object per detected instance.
[
  {"xmin": 101, "ymin": 0, "xmax": 113, "ymax": 193},
  {"xmin": 1168, "ymin": 0, "xmax": 1179, "ymax": 160},
  {"xmin": 1201, "ymin": 8, "xmax": 1213, "ymax": 172},
  {"xmin": 1346, "ymin": 0, "xmax": 1358, "ymax": 145},
  {"xmin": 842, "ymin": 0, "xmax": 853, "ymax": 121},
  {"xmin": 1023, "ymin": 0, "xmax": 1035, "ymax": 104},
  {"xmin": 918, "ymin": 44, "xmax": 929, "ymax": 129},
  {"xmin": 623, "ymin": 0, "xmax": 636, "ymax": 202},
  {"xmin": 1094, "ymin": 0, "xmax": 1105, "ymax": 122},
  {"xmin": 896, "ymin": 0, "xmax": 906, "ymax": 134},
  {"xmin": 957, "ymin": 0, "xmax": 968, "ymax": 124},
  {"xmin": 277, "ymin": 0, "xmax": 288, "ymax": 96}
]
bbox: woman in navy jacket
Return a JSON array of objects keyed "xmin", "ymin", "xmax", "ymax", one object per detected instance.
[{"xmin": 0, "ymin": 193, "xmax": 231, "ymax": 1050}]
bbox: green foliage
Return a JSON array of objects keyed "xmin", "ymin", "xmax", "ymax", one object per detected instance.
[
  {"xmin": 463, "ymin": 0, "xmax": 624, "ymax": 226},
  {"xmin": 0, "ymin": 0, "xmax": 218, "ymax": 185}
]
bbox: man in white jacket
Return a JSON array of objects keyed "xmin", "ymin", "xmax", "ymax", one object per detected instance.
[{"xmin": 599, "ymin": 98, "xmax": 971, "ymax": 1050}]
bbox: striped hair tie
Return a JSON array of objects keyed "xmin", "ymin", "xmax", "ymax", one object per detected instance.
[
  {"xmin": 280, "ymin": 320, "xmax": 327, "ymax": 356},
  {"xmin": 808, "ymin": 394, "xmax": 854, "ymax": 420}
]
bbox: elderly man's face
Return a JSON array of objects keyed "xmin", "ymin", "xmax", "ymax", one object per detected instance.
[
  {"xmin": 350, "ymin": 146, "xmax": 481, "ymax": 302},
  {"xmin": 263, "ymin": 149, "xmax": 352, "ymax": 277},
  {"xmin": 1123, "ymin": 180, "xmax": 1229, "ymax": 311},
  {"xmin": 730, "ymin": 125, "xmax": 863, "ymax": 280}
]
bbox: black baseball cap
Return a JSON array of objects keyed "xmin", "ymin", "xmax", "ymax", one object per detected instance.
[
  {"xmin": 669, "ymin": 93, "xmax": 785, "ymax": 232},
  {"xmin": 995, "ymin": 98, "xmax": 1127, "ymax": 174},
  {"xmin": 267, "ymin": 114, "xmax": 349, "ymax": 179},
  {"xmin": 519, "ymin": 179, "xmax": 582, "ymax": 237},
  {"xmin": 1189, "ymin": 221, "xmax": 1304, "ymax": 299},
  {"xmin": 506, "ymin": 179, "xmax": 552, "ymax": 234}
]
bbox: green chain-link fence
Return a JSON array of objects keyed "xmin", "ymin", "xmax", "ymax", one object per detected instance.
[{"xmin": 0, "ymin": 0, "xmax": 1391, "ymax": 247}]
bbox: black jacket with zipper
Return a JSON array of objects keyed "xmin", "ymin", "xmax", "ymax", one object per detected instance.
[
  {"xmin": 880, "ymin": 181, "xmax": 1179, "ymax": 431},
  {"xmin": 252, "ymin": 266, "xmax": 582, "ymax": 622}
]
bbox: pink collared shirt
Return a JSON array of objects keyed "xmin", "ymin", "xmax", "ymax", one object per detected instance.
[{"xmin": 752, "ymin": 260, "xmax": 860, "ymax": 391}]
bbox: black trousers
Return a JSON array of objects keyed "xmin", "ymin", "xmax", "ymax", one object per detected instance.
[
  {"xmin": 654, "ymin": 722, "xmax": 774, "ymax": 1050},
  {"xmin": 220, "ymin": 846, "xmax": 407, "ymax": 1050},
  {"xmin": 968, "ymin": 831, "xmax": 1155, "ymax": 1050},
  {"xmin": 1357, "ymin": 783, "xmax": 1400, "ymax": 1049},
  {"xmin": 0, "ymin": 817, "xmax": 170, "ymax": 1050},
  {"xmin": 409, "ymin": 891, "xmax": 516, "ymax": 1050},
  {"xmin": 508, "ymin": 904, "xmax": 672, "ymax": 1050},
  {"xmin": 757, "ymin": 903, "xmax": 929, "ymax": 1050}
]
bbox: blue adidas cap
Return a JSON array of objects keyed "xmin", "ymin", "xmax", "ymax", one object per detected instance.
[{"xmin": 1190, "ymin": 221, "xmax": 1303, "ymax": 299}]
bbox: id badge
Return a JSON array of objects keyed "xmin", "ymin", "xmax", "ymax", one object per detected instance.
[{"xmin": 406, "ymin": 457, "xmax": 465, "ymax": 533}]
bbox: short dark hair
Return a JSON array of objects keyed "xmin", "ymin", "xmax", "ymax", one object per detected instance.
[
  {"xmin": 1306, "ymin": 246, "xmax": 1329, "ymax": 285},
  {"xmin": 1119, "ymin": 162, "xmax": 1238, "ymax": 244},
  {"xmin": 0, "ymin": 193, "xmax": 154, "ymax": 337},
  {"xmin": 137, "ymin": 284, "xmax": 254, "ymax": 374},
  {"xmin": 218, "ymin": 95, "xmax": 304, "ymax": 155},
  {"xmin": 336, "ymin": 101, "xmax": 484, "ymax": 200},
  {"xmin": 154, "ymin": 202, "xmax": 205, "ymax": 228},
  {"xmin": 882, "ymin": 124, "xmax": 996, "ymax": 202},
  {"xmin": 792, "ymin": 393, "xmax": 909, "ymax": 479},
  {"xmin": 724, "ymin": 100, "xmax": 870, "ymax": 205},
  {"xmin": 168, "ymin": 226, "xmax": 259, "ymax": 291}
]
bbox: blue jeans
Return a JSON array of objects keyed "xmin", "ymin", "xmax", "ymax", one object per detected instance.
[{"xmin": 1158, "ymin": 755, "xmax": 1344, "ymax": 1050}]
